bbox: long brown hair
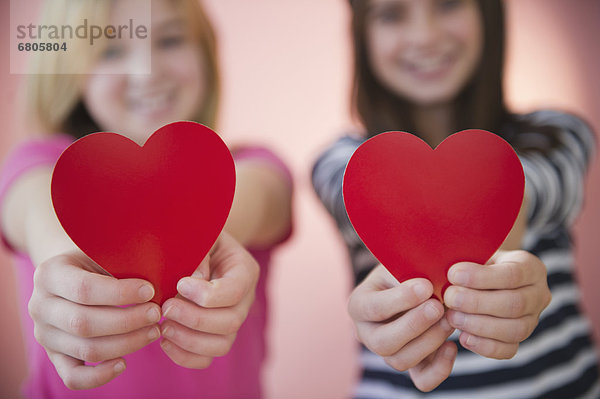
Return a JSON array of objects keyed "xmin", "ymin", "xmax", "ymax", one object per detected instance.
[{"xmin": 350, "ymin": 0, "xmax": 508, "ymax": 138}]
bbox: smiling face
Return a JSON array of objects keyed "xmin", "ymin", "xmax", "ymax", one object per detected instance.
[
  {"xmin": 365, "ymin": 0, "xmax": 483, "ymax": 107},
  {"xmin": 82, "ymin": 0, "xmax": 206, "ymax": 144}
]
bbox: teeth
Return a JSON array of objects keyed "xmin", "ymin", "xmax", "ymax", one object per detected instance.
[
  {"xmin": 408, "ymin": 55, "xmax": 448, "ymax": 73},
  {"xmin": 129, "ymin": 93, "xmax": 171, "ymax": 114}
]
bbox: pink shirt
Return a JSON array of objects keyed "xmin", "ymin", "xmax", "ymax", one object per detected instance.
[{"xmin": 0, "ymin": 135, "xmax": 293, "ymax": 399}]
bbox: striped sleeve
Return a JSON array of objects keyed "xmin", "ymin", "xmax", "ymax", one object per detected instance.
[
  {"xmin": 311, "ymin": 136, "xmax": 362, "ymax": 238},
  {"xmin": 518, "ymin": 110, "xmax": 596, "ymax": 233},
  {"xmin": 312, "ymin": 136, "xmax": 382, "ymax": 282}
]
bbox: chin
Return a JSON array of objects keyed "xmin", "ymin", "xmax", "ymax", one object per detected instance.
[{"xmin": 411, "ymin": 94, "xmax": 456, "ymax": 107}]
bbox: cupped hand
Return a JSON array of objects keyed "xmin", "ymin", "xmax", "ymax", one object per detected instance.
[
  {"xmin": 348, "ymin": 265, "xmax": 457, "ymax": 392},
  {"xmin": 28, "ymin": 250, "xmax": 161, "ymax": 390},
  {"xmin": 444, "ymin": 250, "xmax": 551, "ymax": 359},
  {"xmin": 159, "ymin": 232, "xmax": 259, "ymax": 369}
]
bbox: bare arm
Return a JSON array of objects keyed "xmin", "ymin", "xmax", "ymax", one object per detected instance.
[
  {"xmin": 1, "ymin": 167, "xmax": 77, "ymax": 265},
  {"xmin": 224, "ymin": 159, "xmax": 292, "ymax": 248}
]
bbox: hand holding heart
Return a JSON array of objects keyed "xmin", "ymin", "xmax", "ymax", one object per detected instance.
[
  {"xmin": 348, "ymin": 265, "xmax": 457, "ymax": 393},
  {"xmin": 28, "ymin": 250, "xmax": 162, "ymax": 390},
  {"xmin": 444, "ymin": 250, "xmax": 551, "ymax": 360},
  {"xmin": 159, "ymin": 232, "xmax": 259, "ymax": 369},
  {"xmin": 348, "ymin": 251, "xmax": 551, "ymax": 392},
  {"xmin": 27, "ymin": 232, "xmax": 259, "ymax": 389},
  {"xmin": 35, "ymin": 122, "xmax": 256, "ymax": 388},
  {"xmin": 344, "ymin": 130, "xmax": 551, "ymax": 391}
]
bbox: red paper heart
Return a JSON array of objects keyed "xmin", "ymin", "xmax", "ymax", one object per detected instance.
[
  {"xmin": 51, "ymin": 121, "xmax": 235, "ymax": 305},
  {"xmin": 343, "ymin": 130, "xmax": 524, "ymax": 301}
]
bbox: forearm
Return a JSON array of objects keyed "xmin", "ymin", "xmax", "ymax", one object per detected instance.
[
  {"xmin": 1, "ymin": 167, "xmax": 77, "ymax": 266},
  {"xmin": 224, "ymin": 160, "xmax": 291, "ymax": 248}
]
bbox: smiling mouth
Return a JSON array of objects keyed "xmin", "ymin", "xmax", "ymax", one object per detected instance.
[
  {"xmin": 128, "ymin": 91, "xmax": 174, "ymax": 117},
  {"xmin": 404, "ymin": 53, "xmax": 455, "ymax": 80}
]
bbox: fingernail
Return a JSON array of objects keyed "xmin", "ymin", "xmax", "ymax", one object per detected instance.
[
  {"xmin": 412, "ymin": 282, "xmax": 429, "ymax": 300},
  {"xmin": 451, "ymin": 311, "xmax": 465, "ymax": 328},
  {"xmin": 177, "ymin": 279, "xmax": 192, "ymax": 296},
  {"xmin": 146, "ymin": 307, "xmax": 161, "ymax": 322},
  {"xmin": 163, "ymin": 305, "xmax": 175, "ymax": 319},
  {"xmin": 114, "ymin": 360, "xmax": 126, "ymax": 374},
  {"xmin": 451, "ymin": 271, "xmax": 468, "ymax": 286},
  {"xmin": 139, "ymin": 284, "xmax": 154, "ymax": 301},
  {"xmin": 465, "ymin": 334, "xmax": 479, "ymax": 347},
  {"xmin": 148, "ymin": 326, "xmax": 160, "ymax": 340},
  {"xmin": 162, "ymin": 325, "xmax": 174, "ymax": 339},
  {"xmin": 424, "ymin": 303, "xmax": 441, "ymax": 321}
]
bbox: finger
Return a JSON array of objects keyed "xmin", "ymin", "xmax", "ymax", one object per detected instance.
[
  {"xmin": 446, "ymin": 310, "xmax": 536, "ymax": 344},
  {"xmin": 383, "ymin": 316, "xmax": 455, "ymax": 371},
  {"xmin": 160, "ymin": 339, "xmax": 213, "ymax": 369},
  {"xmin": 32, "ymin": 297, "xmax": 161, "ymax": 338},
  {"xmin": 348, "ymin": 278, "xmax": 433, "ymax": 323},
  {"xmin": 191, "ymin": 254, "xmax": 211, "ymax": 280},
  {"xmin": 176, "ymin": 266, "xmax": 255, "ymax": 309},
  {"xmin": 408, "ymin": 341, "xmax": 457, "ymax": 392},
  {"xmin": 38, "ymin": 325, "xmax": 160, "ymax": 364},
  {"xmin": 458, "ymin": 331, "xmax": 519, "ymax": 359},
  {"xmin": 359, "ymin": 299, "xmax": 444, "ymax": 356},
  {"xmin": 47, "ymin": 350, "xmax": 125, "ymax": 390},
  {"xmin": 36, "ymin": 257, "xmax": 155, "ymax": 305},
  {"xmin": 444, "ymin": 285, "xmax": 540, "ymax": 318},
  {"xmin": 448, "ymin": 252, "xmax": 545, "ymax": 290},
  {"xmin": 161, "ymin": 321, "xmax": 235, "ymax": 357},
  {"xmin": 162, "ymin": 298, "xmax": 246, "ymax": 335},
  {"xmin": 177, "ymin": 232, "xmax": 259, "ymax": 308},
  {"xmin": 359, "ymin": 264, "xmax": 403, "ymax": 291}
]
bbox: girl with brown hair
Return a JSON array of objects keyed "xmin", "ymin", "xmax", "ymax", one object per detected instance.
[{"xmin": 312, "ymin": 0, "xmax": 599, "ymax": 396}]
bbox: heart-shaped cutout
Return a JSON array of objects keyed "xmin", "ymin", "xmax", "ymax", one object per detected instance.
[
  {"xmin": 343, "ymin": 130, "xmax": 524, "ymax": 301},
  {"xmin": 51, "ymin": 121, "xmax": 235, "ymax": 305}
]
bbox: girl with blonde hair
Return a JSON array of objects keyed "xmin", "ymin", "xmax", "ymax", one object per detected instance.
[{"xmin": 1, "ymin": 0, "xmax": 292, "ymax": 397}]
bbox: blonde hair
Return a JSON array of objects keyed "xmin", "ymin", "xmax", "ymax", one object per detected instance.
[{"xmin": 24, "ymin": 0, "xmax": 220, "ymax": 138}]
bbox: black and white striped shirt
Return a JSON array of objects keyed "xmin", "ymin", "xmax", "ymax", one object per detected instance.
[{"xmin": 312, "ymin": 110, "xmax": 599, "ymax": 398}]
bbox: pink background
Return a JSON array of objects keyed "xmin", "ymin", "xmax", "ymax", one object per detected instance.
[{"xmin": 1, "ymin": 1, "xmax": 598, "ymax": 398}]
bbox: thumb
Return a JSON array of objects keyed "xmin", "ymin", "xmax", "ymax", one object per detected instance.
[{"xmin": 192, "ymin": 252, "xmax": 211, "ymax": 280}]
